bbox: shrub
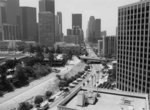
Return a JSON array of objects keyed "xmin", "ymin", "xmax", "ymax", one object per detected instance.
[
  {"xmin": 0, "ymin": 91, "xmax": 3, "ymax": 97},
  {"xmin": 17, "ymin": 102, "xmax": 33, "ymax": 110},
  {"xmin": 34, "ymin": 95, "xmax": 43, "ymax": 105},
  {"xmin": 45, "ymin": 91, "xmax": 52, "ymax": 99}
]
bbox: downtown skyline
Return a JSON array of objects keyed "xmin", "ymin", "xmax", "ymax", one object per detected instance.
[{"xmin": 20, "ymin": 0, "xmax": 140, "ymax": 35}]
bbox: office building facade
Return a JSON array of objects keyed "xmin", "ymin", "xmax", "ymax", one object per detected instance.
[
  {"xmin": 117, "ymin": 0, "xmax": 150, "ymax": 94},
  {"xmin": 86, "ymin": 16, "xmax": 101, "ymax": 43},
  {"xmin": 39, "ymin": 12, "xmax": 55, "ymax": 47},
  {"xmin": 72, "ymin": 14, "xmax": 82, "ymax": 29},
  {"xmin": 39, "ymin": 0, "xmax": 55, "ymax": 46},
  {"xmin": 103, "ymin": 36, "xmax": 117, "ymax": 58},
  {"xmin": 55, "ymin": 12, "xmax": 63, "ymax": 42},
  {"xmin": 20, "ymin": 7, "xmax": 37, "ymax": 41},
  {"xmin": 95, "ymin": 19, "xmax": 101, "ymax": 40},
  {"xmin": 39, "ymin": 0, "xmax": 55, "ymax": 14}
]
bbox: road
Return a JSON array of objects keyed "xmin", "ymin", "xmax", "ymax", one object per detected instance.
[
  {"xmin": 0, "ymin": 56, "xmax": 81, "ymax": 110},
  {"xmin": 49, "ymin": 44, "xmax": 105, "ymax": 110}
]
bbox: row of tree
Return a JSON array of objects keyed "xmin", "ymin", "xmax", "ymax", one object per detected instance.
[
  {"xmin": 57, "ymin": 71, "xmax": 85, "ymax": 89},
  {"xmin": 17, "ymin": 90, "xmax": 52, "ymax": 110}
]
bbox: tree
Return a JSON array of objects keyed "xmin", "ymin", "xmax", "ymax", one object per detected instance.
[
  {"xmin": 48, "ymin": 53, "xmax": 54, "ymax": 66},
  {"xmin": 56, "ymin": 46, "xmax": 62, "ymax": 53},
  {"xmin": 28, "ymin": 44, "xmax": 34, "ymax": 53},
  {"xmin": 15, "ymin": 66, "xmax": 28, "ymax": 84},
  {"xmin": 17, "ymin": 102, "xmax": 33, "ymax": 110},
  {"xmin": 34, "ymin": 95, "xmax": 43, "ymax": 105},
  {"xmin": 5, "ymin": 59, "xmax": 18, "ymax": 69},
  {"xmin": 45, "ymin": 91, "xmax": 52, "ymax": 99}
]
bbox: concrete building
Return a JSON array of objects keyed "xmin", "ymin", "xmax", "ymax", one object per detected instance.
[
  {"xmin": 67, "ymin": 29, "xmax": 73, "ymax": 35},
  {"xmin": 39, "ymin": 0, "xmax": 55, "ymax": 14},
  {"xmin": 66, "ymin": 26, "xmax": 84, "ymax": 44},
  {"xmin": 72, "ymin": 26, "xmax": 84, "ymax": 44},
  {"xmin": 72, "ymin": 14, "xmax": 82, "ymax": 29},
  {"xmin": 95, "ymin": 19, "xmax": 101, "ymax": 40},
  {"xmin": 5, "ymin": 0, "xmax": 21, "ymax": 40},
  {"xmin": 55, "ymin": 12, "xmax": 63, "ymax": 42},
  {"xmin": 57, "ymin": 87, "xmax": 149, "ymax": 110},
  {"xmin": 39, "ymin": 0, "xmax": 55, "ymax": 47},
  {"xmin": 0, "ymin": 0, "xmax": 21, "ymax": 40},
  {"xmin": 103, "ymin": 36, "xmax": 117, "ymax": 58},
  {"xmin": 57, "ymin": 12, "xmax": 63, "ymax": 39},
  {"xmin": 39, "ymin": 12, "xmax": 55, "ymax": 47},
  {"xmin": 63, "ymin": 35, "xmax": 79, "ymax": 44},
  {"xmin": 98, "ymin": 40, "xmax": 103, "ymax": 56},
  {"xmin": 101, "ymin": 31, "xmax": 107, "ymax": 38},
  {"xmin": 0, "ymin": 0, "xmax": 6, "ymax": 40},
  {"xmin": 20, "ymin": 7, "xmax": 37, "ymax": 42},
  {"xmin": 117, "ymin": 0, "xmax": 150, "ymax": 94},
  {"xmin": 55, "ymin": 42, "xmax": 81, "ymax": 55},
  {"xmin": 87, "ymin": 16, "xmax": 101, "ymax": 43}
]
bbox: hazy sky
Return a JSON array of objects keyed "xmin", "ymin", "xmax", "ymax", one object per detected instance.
[{"xmin": 20, "ymin": 0, "xmax": 139, "ymax": 36}]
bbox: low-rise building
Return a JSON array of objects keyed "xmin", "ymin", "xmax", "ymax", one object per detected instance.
[
  {"xmin": 57, "ymin": 87, "xmax": 149, "ymax": 110},
  {"xmin": 55, "ymin": 42, "xmax": 81, "ymax": 55}
]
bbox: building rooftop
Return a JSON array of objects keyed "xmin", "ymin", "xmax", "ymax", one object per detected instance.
[{"xmin": 58, "ymin": 87, "xmax": 149, "ymax": 110}]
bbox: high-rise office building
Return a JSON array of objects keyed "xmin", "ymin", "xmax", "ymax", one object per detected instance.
[
  {"xmin": 87, "ymin": 16, "xmax": 95, "ymax": 42},
  {"xmin": 55, "ymin": 12, "xmax": 63, "ymax": 42},
  {"xmin": 0, "ymin": 0, "xmax": 21, "ymax": 40},
  {"xmin": 67, "ymin": 29, "xmax": 73, "ymax": 35},
  {"xmin": 117, "ymin": 0, "xmax": 150, "ymax": 94},
  {"xmin": 72, "ymin": 14, "xmax": 82, "ymax": 29},
  {"xmin": 39, "ymin": 0, "xmax": 55, "ymax": 14},
  {"xmin": 39, "ymin": 12, "xmax": 55, "ymax": 47},
  {"xmin": 57, "ymin": 12, "xmax": 63, "ymax": 41},
  {"xmin": 0, "ymin": 0, "xmax": 6, "ymax": 40},
  {"xmin": 103, "ymin": 36, "xmax": 117, "ymax": 58},
  {"xmin": 86, "ymin": 16, "xmax": 101, "ymax": 43},
  {"xmin": 98, "ymin": 40, "xmax": 103, "ymax": 56},
  {"xmin": 95, "ymin": 19, "xmax": 101, "ymax": 40},
  {"xmin": 39, "ymin": 0, "xmax": 55, "ymax": 46},
  {"xmin": 20, "ymin": 7, "xmax": 37, "ymax": 41}
]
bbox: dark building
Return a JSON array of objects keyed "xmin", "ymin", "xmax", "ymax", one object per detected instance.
[
  {"xmin": 0, "ymin": 0, "xmax": 21, "ymax": 40},
  {"xmin": 20, "ymin": 7, "xmax": 37, "ymax": 41},
  {"xmin": 55, "ymin": 12, "xmax": 63, "ymax": 42},
  {"xmin": 117, "ymin": 0, "xmax": 150, "ymax": 94},
  {"xmin": 103, "ymin": 36, "xmax": 117, "ymax": 58},
  {"xmin": 67, "ymin": 29, "xmax": 73, "ymax": 35},
  {"xmin": 72, "ymin": 14, "xmax": 82, "ymax": 29},
  {"xmin": 39, "ymin": 0, "xmax": 55, "ymax": 14},
  {"xmin": 86, "ymin": 16, "xmax": 101, "ymax": 43},
  {"xmin": 39, "ymin": 12, "xmax": 55, "ymax": 47},
  {"xmin": 39, "ymin": 0, "xmax": 55, "ymax": 46}
]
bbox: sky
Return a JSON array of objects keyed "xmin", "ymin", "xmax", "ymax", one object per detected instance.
[{"xmin": 20, "ymin": 0, "xmax": 139, "ymax": 36}]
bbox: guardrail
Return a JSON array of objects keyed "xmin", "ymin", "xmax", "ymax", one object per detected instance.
[{"xmin": 57, "ymin": 105, "xmax": 77, "ymax": 110}]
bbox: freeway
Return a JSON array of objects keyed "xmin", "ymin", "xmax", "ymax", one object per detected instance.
[{"xmin": 49, "ymin": 44, "xmax": 104, "ymax": 110}]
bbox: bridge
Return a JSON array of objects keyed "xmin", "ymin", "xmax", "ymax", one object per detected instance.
[{"xmin": 79, "ymin": 56, "xmax": 115, "ymax": 64}]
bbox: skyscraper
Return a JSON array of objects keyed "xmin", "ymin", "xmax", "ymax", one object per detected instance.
[
  {"xmin": 0, "ymin": 0, "xmax": 6, "ymax": 40},
  {"xmin": 57, "ymin": 12, "xmax": 63, "ymax": 40},
  {"xmin": 117, "ymin": 0, "xmax": 150, "ymax": 93},
  {"xmin": 55, "ymin": 12, "xmax": 63, "ymax": 42},
  {"xmin": 39, "ymin": 0, "xmax": 55, "ymax": 14},
  {"xmin": 6, "ymin": 0, "xmax": 20, "ymax": 25},
  {"xmin": 39, "ymin": 12, "xmax": 55, "ymax": 47},
  {"xmin": 87, "ymin": 16, "xmax": 95, "ymax": 42},
  {"xmin": 39, "ymin": 0, "xmax": 55, "ymax": 47},
  {"xmin": 87, "ymin": 16, "xmax": 101, "ymax": 43},
  {"xmin": 0, "ymin": 0, "xmax": 21, "ymax": 40},
  {"xmin": 103, "ymin": 36, "xmax": 117, "ymax": 58},
  {"xmin": 20, "ymin": 7, "xmax": 37, "ymax": 41},
  {"xmin": 95, "ymin": 19, "xmax": 101, "ymax": 40},
  {"xmin": 72, "ymin": 14, "xmax": 82, "ymax": 29}
]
